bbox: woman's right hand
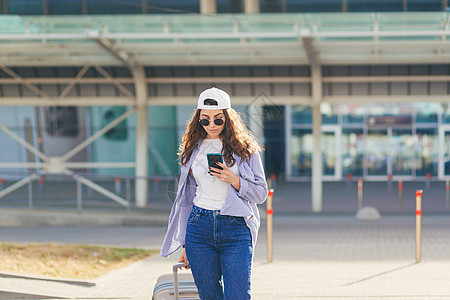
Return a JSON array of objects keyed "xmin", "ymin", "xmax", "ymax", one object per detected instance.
[{"xmin": 178, "ymin": 248, "xmax": 190, "ymax": 270}]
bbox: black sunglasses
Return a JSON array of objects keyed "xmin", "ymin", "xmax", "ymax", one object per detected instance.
[{"xmin": 199, "ymin": 118, "xmax": 224, "ymax": 126}]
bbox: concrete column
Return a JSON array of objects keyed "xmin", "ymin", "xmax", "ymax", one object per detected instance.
[
  {"xmin": 132, "ymin": 66, "xmax": 148, "ymax": 208},
  {"xmin": 244, "ymin": 0, "xmax": 260, "ymax": 13},
  {"xmin": 311, "ymin": 66, "xmax": 323, "ymax": 213},
  {"xmin": 200, "ymin": 0, "xmax": 217, "ymax": 14}
]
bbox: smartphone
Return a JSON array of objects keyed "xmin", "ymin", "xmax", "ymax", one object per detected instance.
[{"xmin": 207, "ymin": 153, "xmax": 223, "ymax": 175}]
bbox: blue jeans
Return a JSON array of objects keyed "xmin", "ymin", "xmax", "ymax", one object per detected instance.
[{"xmin": 185, "ymin": 205, "xmax": 253, "ymax": 300}]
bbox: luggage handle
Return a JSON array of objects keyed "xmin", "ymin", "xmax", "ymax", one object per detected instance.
[{"xmin": 172, "ymin": 262, "xmax": 186, "ymax": 300}]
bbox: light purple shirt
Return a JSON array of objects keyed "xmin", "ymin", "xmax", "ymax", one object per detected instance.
[{"xmin": 160, "ymin": 138, "xmax": 268, "ymax": 257}]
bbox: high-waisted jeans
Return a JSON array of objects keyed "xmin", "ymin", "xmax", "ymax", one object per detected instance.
[{"xmin": 185, "ymin": 205, "xmax": 253, "ymax": 300}]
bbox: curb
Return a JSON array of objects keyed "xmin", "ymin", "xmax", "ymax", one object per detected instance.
[
  {"xmin": 0, "ymin": 209, "xmax": 168, "ymax": 227},
  {"xmin": 0, "ymin": 272, "xmax": 95, "ymax": 287}
]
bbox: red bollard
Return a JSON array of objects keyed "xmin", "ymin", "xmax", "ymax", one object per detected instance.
[
  {"xmin": 346, "ymin": 173, "xmax": 353, "ymax": 190},
  {"xmin": 426, "ymin": 173, "xmax": 431, "ymax": 190},
  {"xmin": 0, "ymin": 178, "xmax": 4, "ymax": 191},
  {"xmin": 154, "ymin": 177, "xmax": 161, "ymax": 193},
  {"xmin": 38, "ymin": 176, "xmax": 44, "ymax": 195},
  {"xmin": 267, "ymin": 189, "xmax": 274, "ymax": 263},
  {"xmin": 398, "ymin": 180, "xmax": 403, "ymax": 211},
  {"xmin": 387, "ymin": 173, "xmax": 393, "ymax": 191},
  {"xmin": 270, "ymin": 173, "xmax": 276, "ymax": 189},
  {"xmin": 416, "ymin": 189, "xmax": 423, "ymax": 263},
  {"xmin": 357, "ymin": 178, "xmax": 363, "ymax": 209},
  {"xmin": 114, "ymin": 177, "xmax": 121, "ymax": 194}
]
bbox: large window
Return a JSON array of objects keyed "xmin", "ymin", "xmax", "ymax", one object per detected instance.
[
  {"xmin": 416, "ymin": 128, "xmax": 438, "ymax": 176},
  {"xmin": 342, "ymin": 128, "xmax": 364, "ymax": 177}
]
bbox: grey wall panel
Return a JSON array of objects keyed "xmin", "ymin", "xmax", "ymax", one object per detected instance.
[
  {"xmin": 233, "ymin": 66, "xmax": 251, "ymax": 76},
  {"xmin": 391, "ymin": 65, "xmax": 408, "ymax": 75},
  {"xmin": 391, "ymin": 82, "xmax": 408, "ymax": 95},
  {"xmin": 99, "ymin": 84, "xmax": 116, "ymax": 97},
  {"xmin": 272, "ymin": 66, "xmax": 290, "ymax": 76},
  {"xmin": 254, "ymin": 83, "xmax": 272, "ymax": 96},
  {"xmin": 150, "ymin": 67, "xmax": 172, "ymax": 77},
  {"xmin": 331, "ymin": 83, "xmax": 349, "ymax": 96},
  {"xmin": 57, "ymin": 67, "xmax": 76, "ymax": 77},
  {"xmin": 273, "ymin": 83, "xmax": 291, "ymax": 96},
  {"xmin": 3, "ymin": 85, "xmax": 20, "ymax": 97},
  {"xmin": 350, "ymin": 66, "xmax": 369, "ymax": 76},
  {"xmin": 196, "ymin": 83, "xmax": 215, "ymax": 95},
  {"xmin": 293, "ymin": 83, "xmax": 310, "ymax": 96},
  {"xmin": 351, "ymin": 83, "xmax": 369, "ymax": 95},
  {"xmin": 410, "ymin": 65, "xmax": 429, "ymax": 75},
  {"xmin": 291, "ymin": 66, "xmax": 309, "ymax": 77},
  {"xmin": 155, "ymin": 84, "xmax": 175, "ymax": 97},
  {"xmin": 372, "ymin": 83, "xmax": 389, "ymax": 95},
  {"xmin": 41, "ymin": 85, "xmax": 59, "ymax": 97},
  {"xmin": 330, "ymin": 66, "xmax": 350, "ymax": 76},
  {"xmin": 253, "ymin": 66, "xmax": 271, "ymax": 76},
  {"xmin": 193, "ymin": 67, "xmax": 212, "ymax": 76},
  {"xmin": 234, "ymin": 83, "xmax": 252, "ymax": 96},
  {"xmin": 176, "ymin": 84, "xmax": 195, "ymax": 98},
  {"xmin": 79, "ymin": 84, "xmax": 97, "ymax": 97},
  {"xmin": 323, "ymin": 83, "xmax": 330, "ymax": 96},
  {"xmin": 213, "ymin": 67, "xmax": 232, "ymax": 76},
  {"xmin": 213, "ymin": 84, "xmax": 233, "ymax": 95},
  {"xmin": 65, "ymin": 85, "xmax": 79, "ymax": 97},
  {"xmin": 371, "ymin": 66, "xmax": 389, "ymax": 76},
  {"xmin": 430, "ymin": 82, "xmax": 447, "ymax": 95},
  {"xmin": 410, "ymin": 82, "xmax": 428, "ymax": 95},
  {"xmin": 123, "ymin": 84, "xmax": 135, "ymax": 96},
  {"xmin": 430, "ymin": 65, "xmax": 448, "ymax": 75},
  {"xmin": 174, "ymin": 67, "xmax": 192, "ymax": 77},
  {"xmin": 21, "ymin": 85, "xmax": 39, "ymax": 97}
]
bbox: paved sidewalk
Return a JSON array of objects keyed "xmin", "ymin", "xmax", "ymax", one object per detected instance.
[{"xmin": 0, "ymin": 214, "xmax": 450, "ymax": 299}]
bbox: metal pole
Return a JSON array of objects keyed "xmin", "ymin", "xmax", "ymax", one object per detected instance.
[
  {"xmin": 133, "ymin": 66, "xmax": 149, "ymax": 208},
  {"xmin": 126, "ymin": 178, "xmax": 131, "ymax": 204},
  {"xmin": 126, "ymin": 178, "xmax": 131, "ymax": 213},
  {"xmin": 267, "ymin": 189, "xmax": 274, "ymax": 263},
  {"xmin": 416, "ymin": 189, "xmax": 423, "ymax": 263},
  {"xmin": 311, "ymin": 65, "xmax": 323, "ymax": 213},
  {"xmin": 28, "ymin": 180, "xmax": 33, "ymax": 210},
  {"xmin": 398, "ymin": 179, "xmax": 403, "ymax": 211},
  {"xmin": 357, "ymin": 178, "xmax": 363, "ymax": 210},
  {"xmin": 76, "ymin": 176, "xmax": 83, "ymax": 214}
]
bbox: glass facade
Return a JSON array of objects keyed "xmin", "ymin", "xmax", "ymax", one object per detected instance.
[{"xmin": 289, "ymin": 103, "xmax": 446, "ymax": 180}]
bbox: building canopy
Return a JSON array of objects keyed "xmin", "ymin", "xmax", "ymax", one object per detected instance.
[{"xmin": 0, "ymin": 12, "xmax": 450, "ymax": 67}]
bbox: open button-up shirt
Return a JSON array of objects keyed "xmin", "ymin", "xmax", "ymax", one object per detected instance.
[{"xmin": 160, "ymin": 138, "xmax": 268, "ymax": 257}]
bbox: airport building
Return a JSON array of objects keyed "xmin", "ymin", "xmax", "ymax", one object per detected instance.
[{"xmin": 1, "ymin": 0, "xmax": 450, "ymax": 212}]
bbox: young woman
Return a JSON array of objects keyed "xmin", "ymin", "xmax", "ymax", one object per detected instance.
[{"xmin": 160, "ymin": 87, "xmax": 268, "ymax": 299}]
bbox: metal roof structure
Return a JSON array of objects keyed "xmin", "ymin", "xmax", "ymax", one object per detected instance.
[{"xmin": 1, "ymin": 12, "xmax": 450, "ymax": 67}]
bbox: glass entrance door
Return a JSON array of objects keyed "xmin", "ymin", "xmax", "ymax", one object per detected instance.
[
  {"xmin": 322, "ymin": 126, "xmax": 340, "ymax": 180},
  {"xmin": 391, "ymin": 128, "xmax": 414, "ymax": 177},
  {"xmin": 366, "ymin": 128, "xmax": 388, "ymax": 177},
  {"xmin": 289, "ymin": 126, "xmax": 340, "ymax": 179}
]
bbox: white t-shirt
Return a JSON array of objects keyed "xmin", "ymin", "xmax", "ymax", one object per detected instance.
[{"xmin": 191, "ymin": 139, "xmax": 240, "ymax": 210}]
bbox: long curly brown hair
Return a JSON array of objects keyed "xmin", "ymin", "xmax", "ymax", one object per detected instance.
[{"xmin": 178, "ymin": 108, "xmax": 264, "ymax": 167}]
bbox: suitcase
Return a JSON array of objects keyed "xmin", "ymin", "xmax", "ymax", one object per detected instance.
[{"xmin": 152, "ymin": 262, "xmax": 199, "ymax": 300}]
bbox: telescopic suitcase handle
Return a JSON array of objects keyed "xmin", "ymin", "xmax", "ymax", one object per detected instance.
[{"xmin": 172, "ymin": 262, "xmax": 186, "ymax": 300}]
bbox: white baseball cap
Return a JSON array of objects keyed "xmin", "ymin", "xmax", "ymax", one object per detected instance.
[{"xmin": 197, "ymin": 87, "xmax": 231, "ymax": 110}]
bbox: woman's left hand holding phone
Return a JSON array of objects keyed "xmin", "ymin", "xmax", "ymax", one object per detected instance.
[{"xmin": 209, "ymin": 162, "xmax": 241, "ymax": 191}]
